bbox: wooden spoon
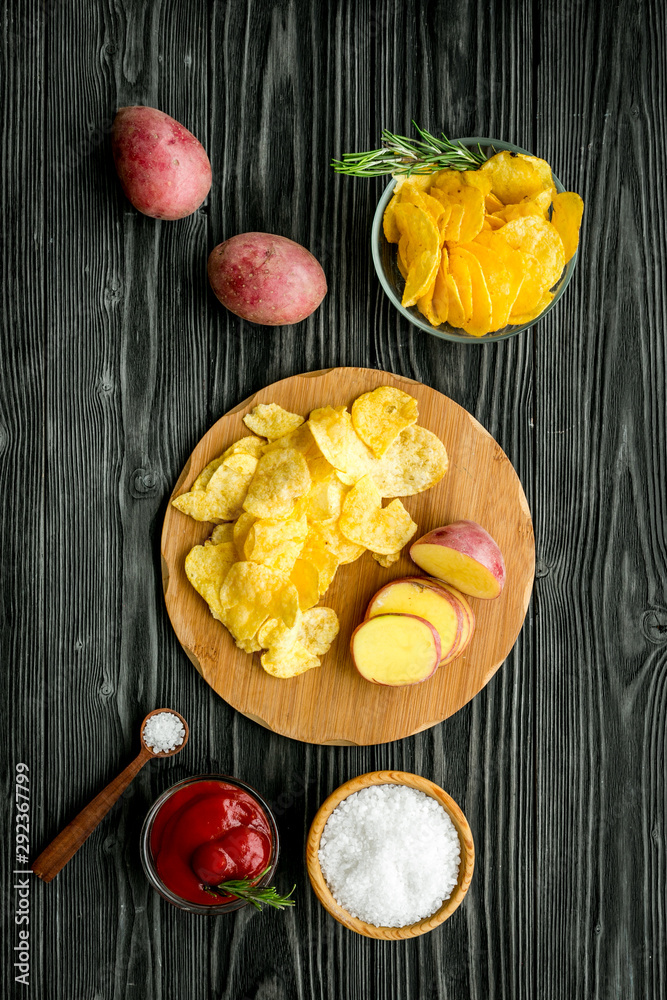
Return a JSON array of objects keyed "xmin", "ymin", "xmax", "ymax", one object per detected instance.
[{"xmin": 32, "ymin": 708, "xmax": 189, "ymax": 883}]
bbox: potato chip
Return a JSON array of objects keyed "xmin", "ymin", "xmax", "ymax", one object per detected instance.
[
  {"xmin": 308, "ymin": 406, "xmax": 373, "ymax": 485},
  {"xmin": 289, "ymin": 558, "xmax": 321, "ymax": 611},
  {"xmin": 192, "ymin": 456, "xmax": 225, "ymax": 491},
  {"xmin": 446, "ymin": 272, "xmax": 466, "ymax": 328},
  {"xmin": 219, "ymin": 562, "xmax": 300, "ymax": 640},
  {"xmin": 478, "ymin": 150, "xmax": 547, "ymax": 204},
  {"xmin": 184, "ymin": 541, "xmax": 237, "ymax": 620},
  {"xmin": 233, "ymin": 511, "xmax": 256, "ymax": 558},
  {"xmin": 472, "ymin": 232, "xmax": 526, "ymax": 318},
  {"xmin": 402, "ymin": 249, "xmax": 440, "ymax": 309},
  {"xmin": 299, "ymin": 606, "xmax": 340, "ymax": 655},
  {"xmin": 442, "ymin": 202, "xmax": 464, "ymax": 242},
  {"xmin": 368, "ymin": 424, "xmax": 449, "ymax": 497},
  {"xmin": 257, "ymin": 612, "xmax": 303, "ymax": 652},
  {"xmin": 243, "ymin": 403, "xmax": 304, "ymax": 441},
  {"xmin": 498, "ymin": 217, "xmax": 565, "ymax": 292},
  {"xmin": 339, "ymin": 475, "xmax": 417, "ymax": 554},
  {"xmin": 244, "ymin": 515, "xmax": 308, "ymax": 575},
  {"xmin": 495, "ymin": 187, "xmax": 552, "ymax": 223},
  {"xmin": 300, "ymin": 529, "xmax": 339, "ymax": 595},
  {"xmin": 400, "ymin": 181, "xmax": 446, "ymax": 226},
  {"xmin": 221, "ymin": 435, "xmax": 266, "ymax": 461},
  {"xmin": 551, "ymin": 191, "xmax": 584, "ymax": 263},
  {"xmin": 242, "ymin": 448, "xmax": 311, "ymax": 519},
  {"xmin": 172, "ymin": 464, "xmax": 250, "ymax": 522},
  {"xmin": 210, "ymin": 523, "xmax": 234, "ymax": 544},
  {"xmin": 509, "ymin": 289, "xmax": 555, "ymax": 325},
  {"xmin": 394, "ymin": 201, "xmax": 440, "ymax": 253},
  {"xmin": 515, "ymin": 153, "xmax": 555, "ymax": 195},
  {"xmin": 293, "ymin": 462, "xmax": 347, "ymax": 522},
  {"xmin": 351, "ymin": 386, "xmax": 419, "ymax": 458},
  {"xmin": 431, "ymin": 180, "xmax": 484, "ymax": 244},
  {"xmin": 310, "ymin": 518, "xmax": 366, "ymax": 564},
  {"xmin": 460, "ymin": 242, "xmax": 512, "ymax": 330},
  {"xmin": 383, "ymin": 193, "xmax": 401, "ymax": 243},
  {"xmin": 418, "ymin": 251, "xmax": 449, "ymax": 326},
  {"xmin": 448, "ymin": 250, "xmax": 474, "ymax": 325},
  {"xmin": 485, "ymin": 192, "xmax": 504, "ymax": 213},
  {"xmin": 455, "ymin": 247, "xmax": 492, "ymax": 337},
  {"xmin": 260, "ymin": 644, "xmax": 320, "ymax": 679},
  {"xmin": 371, "ymin": 550, "xmax": 401, "ymax": 568}
]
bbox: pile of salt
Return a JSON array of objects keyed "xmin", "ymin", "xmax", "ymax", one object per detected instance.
[
  {"xmin": 318, "ymin": 784, "xmax": 461, "ymax": 927},
  {"xmin": 142, "ymin": 712, "xmax": 185, "ymax": 754}
]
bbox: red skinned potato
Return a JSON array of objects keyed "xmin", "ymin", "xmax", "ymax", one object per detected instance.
[
  {"xmin": 208, "ymin": 233, "xmax": 327, "ymax": 326},
  {"xmin": 112, "ymin": 106, "xmax": 211, "ymax": 220},
  {"xmin": 410, "ymin": 520, "xmax": 506, "ymax": 599}
]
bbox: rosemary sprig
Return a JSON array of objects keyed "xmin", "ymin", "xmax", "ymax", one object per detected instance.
[
  {"xmin": 331, "ymin": 123, "xmax": 489, "ymax": 178},
  {"xmin": 204, "ymin": 866, "xmax": 296, "ymax": 910}
]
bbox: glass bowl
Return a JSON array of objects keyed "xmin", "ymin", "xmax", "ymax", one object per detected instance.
[
  {"xmin": 371, "ymin": 136, "xmax": 578, "ymax": 344},
  {"xmin": 140, "ymin": 773, "xmax": 280, "ymax": 915}
]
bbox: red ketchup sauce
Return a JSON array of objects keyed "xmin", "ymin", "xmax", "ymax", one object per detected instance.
[{"xmin": 150, "ymin": 780, "xmax": 272, "ymax": 905}]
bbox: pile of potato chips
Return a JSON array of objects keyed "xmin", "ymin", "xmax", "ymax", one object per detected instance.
[
  {"xmin": 383, "ymin": 150, "xmax": 584, "ymax": 336},
  {"xmin": 172, "ymin": 388, "xmax": 449, "ymax": 678}
]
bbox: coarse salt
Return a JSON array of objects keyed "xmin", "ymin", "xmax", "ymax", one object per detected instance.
[
  {"xmin": 142, "ymin": 712, "xmax": 185, "ymax": 754},
  {"xmin": 318, "ymin": 784, "xmax": 461, "ymax": 927}
]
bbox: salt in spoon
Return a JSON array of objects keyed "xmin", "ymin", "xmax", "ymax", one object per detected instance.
[{"xmin": 32, "ymin": 708, "xmax": 189, "ymax": 883}]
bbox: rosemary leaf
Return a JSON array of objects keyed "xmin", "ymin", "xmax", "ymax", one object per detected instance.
[{"xmin": 331, "ymin": 123, "xmax": 489, "ymax": 178}]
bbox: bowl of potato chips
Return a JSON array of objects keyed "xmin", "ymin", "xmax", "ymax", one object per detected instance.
[{"xmin": 372, "ymin": 137, "xmax": 583, "ymax": 343}]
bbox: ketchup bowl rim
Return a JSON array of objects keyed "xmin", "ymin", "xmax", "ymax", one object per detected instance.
[{"xmin": 140, "ymin": 772, "xmax": 280, "ymax": 915}]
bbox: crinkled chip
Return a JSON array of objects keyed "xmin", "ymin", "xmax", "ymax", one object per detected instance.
[
  {"xmin": 369, "ymin": 424, "xmax": 449, "ymax": 497},
  {"xmin": 258, "ymin": 607, "xmax": 339, "ymax": 678},
  {"xmin": 351, "ymin": 386, "xmax": 419, "ymax": 457},
  {"xmin": 242, "ymin": 448, "xmax": 311, "ymax": 519},
  {"xmin": 260, "ymin": 644, "xmax": 320, "ymax": 679},
  {"xmin": 219, "ymin": 562, "xmax": 300, "ymax": 648},
  {"xmin": 293, "ymin": 462, "xmax": 348, "ymax": 521},
  {"xmin": 261, "ymin": 422, "xmax": 323, "ymax": 465},
  {"xmin": 299, "ymin": 606, "xmax": 340, "ymax": 655},
  {"xmin": 184, "ymin": 541, "xmax": 237, "ymax": 620},
  {"xmin": 221, "ymin": 435, "xmax": 266, "ymax": 461},
  {"xmin": 498, "ymin": 216, "xmax": 565, "ymax": 292},
  {"xmin": 478, "ymin": 150, "xmax": 548, "ymax": 204},
  {"xmin": 309, "ymin": 518, "xmax": 366, "ymax": 565},
  {"xmin": 308, "ymin": 406, "xmax": 373, "ymax": 485},
  {"xmin": 243, "ymin": 403, "xmax": 305, "ymax": 441},
  {"xmin": 339, "ymin": 475, "xmax": 418, "ymax": 554},
  {"xmin": 244, "ymin": 515, "xmax": 308, "ymax": 575},
  {"xmin": 175, "ymin": 452, "xmax": 258, "ymax": 522}
]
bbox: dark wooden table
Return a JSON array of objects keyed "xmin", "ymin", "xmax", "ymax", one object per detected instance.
[{"xmin": 3, "ymin": 0, "xmax": 666, "ymax": 996}]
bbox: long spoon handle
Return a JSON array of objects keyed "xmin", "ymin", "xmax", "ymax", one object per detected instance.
[{"xmin": 32, "ymin": 748, "xmax": 152, "ymax": 883}]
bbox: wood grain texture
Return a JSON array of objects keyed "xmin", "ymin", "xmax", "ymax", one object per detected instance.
[
  {"xmin": 2, "ymin": 0, "xmax": 665, "ymax": 997},
  {"xmin": 162, "ymin": 368, "xmax": 534, "ymax": 745}
]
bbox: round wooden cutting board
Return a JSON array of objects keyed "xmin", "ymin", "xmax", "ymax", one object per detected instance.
[{"xmin": 161, "ymin": 368, "xmax": 534, "ymax": 745}]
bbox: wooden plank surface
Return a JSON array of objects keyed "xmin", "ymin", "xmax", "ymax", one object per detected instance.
[{"xmin": 1, "ymin": 0, "xmax": 665, "ymax": 997}]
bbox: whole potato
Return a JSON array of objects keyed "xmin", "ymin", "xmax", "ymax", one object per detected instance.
[
  {"xmin": 112, "ymin": 106, "xmax": 211, "ymax": 220},
  {"xmin": 208, "ymin": 233, "xmax": 327, "ymax": 325}
]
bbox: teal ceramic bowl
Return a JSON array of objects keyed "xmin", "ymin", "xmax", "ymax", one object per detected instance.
[{"xmin": 371, "ymin": 137, "xmax": 578, "ymax": 344}]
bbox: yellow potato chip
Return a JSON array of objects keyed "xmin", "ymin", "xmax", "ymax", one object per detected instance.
[
  {"xmin": 260, "ymin": 644, "xmax": 320, "ymax": 679},
  {"xmin": 418, "ymin": 251, "xmax": 449, "ymax": 327},
  {"xmin": 309, "ymin": 518, "xmax": 366, "ymax": 565},
  {"xmin": 443, "ymin": 202, "xmax": 464, "ymax": 242},
  {"xmin": 219, "ymin": 561, "xmax": 300, "ymax": 637},
  {"xmin": 172, "ymin": 464, "xmax": 250, "ymax": 522},
  {"xmin": 515, "ymin": 153, "xmax": 555, "ymax": 194},
  {"xmin": 339, "ymin": 475, "xmax": 417, "ymax": 554},
  {"xmin": 402, "ymin": 249, "xmax": 440, "ymax": 308},
  {"xmin": 293, "ymin": 462, "xmax": 347, "ymax": 522},
  {"xmin": 509, "ymin": 290, "xmax": 555, "ymax": 325},
  {"xmin": 499, "ymin": 217, "xmax": 565, "ymax": 292},
  {"xmin": 243, "ymin": 403, "xmax": 304, "ymax": 441},
  {"xmin": 400, "ymin": 181, "xmax": 446, "ymax": 226},
  {"xmin": 192, "ymin": 456, "xmax": 225, "ymax": 491},
  {"xmin": 242, "ymin": 448, "xmax": 311, "ymax": 519},
  {"xmin": 460, "ymin": 242, "xmax": 512, "ymax": 330},
  {"xmin": 430, "ymin": 181, "xmax": 484, "ymax": 244},
  {"xmin": 351, "ymin": 386, "xmax": 419, "ymax": 458},
  {"xmin": 446, "ymin": 272, "xmax": 466, "ymax": 328},
  {"xmin": 184, "ymin": 541, "xmax": 237, "ymax": 620},
  {"xmin": 308, "ymin": 406, "xmax": 373, "ymax": 485},
  {"xmin": 368, "ymin": 424, "xmax": 449, "ymax": 497},
  {"xmin": 221, "ymin": 435, "xmax": 266, "ymax": 461},
  {"xmin": 448, "ymin": 250, "xmax": 474, "ymax": 325},
  {"xmin": 233, "ymin": 511, "xmax": 256, "ymax": 558},
  {"xmin": 485, "ymin": 192, "xmax": 504, "ymax": 213},
  {"xmin": 496, "ymin": 187, "xmax": 553, "ymax": 223},
  {"xmin": 257, "ymin": 612, "xmax": 302, "ymax": 652},
  {"xmin": 299, "ymin": 606, "xmax": 340, "ymax": 655},
  {"xmin": 472, "ymin": 232, "xmax": 527, "ymax": 319},
  {"xmin": 383, "ymin": 193, "xmax": 401, "ymax": 243},
  {"xmin": 478, "ymin": 150, "xmax": 547, "ymax": 204},
  {"xmin": 371, "ymin": 550, "xmax": 401, "ymax": 568},
  {"xmin": 300, "ymin": 529, "xmax": 340, "ymax": 595},
  {"xmin": 551, "ymin": 191, "xmax": 584, "ymax": 263},
  {"xmin": 261, "ymin": 421, "xmax": 321, "ymax": 460},
  {"xmin": 210, "ymin": 523, "xmax": 234, "ymax": 544},
  {"xmin": 244, "ymin": 515, "xmax": 308, "ymax": 575},
  {"xmin": 455, "ymin": 247, "xmax": 492, "ymax": 337},
  {"xmin": 289, "ymin": 558, "xmax": 321, "ymax": 611},
  {"xmin": 394, "ymin": 201, "xmax": 439, "ymax": 259}
]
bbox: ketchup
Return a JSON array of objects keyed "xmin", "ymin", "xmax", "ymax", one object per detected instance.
[{"xmin": 150, "ymin": 780, "xmax": 272, "ymax": 905}]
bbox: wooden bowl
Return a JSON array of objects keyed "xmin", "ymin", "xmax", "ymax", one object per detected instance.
[{"xmin": 306, "ymin": 770, "xmax": 474, "ymax": 939}]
